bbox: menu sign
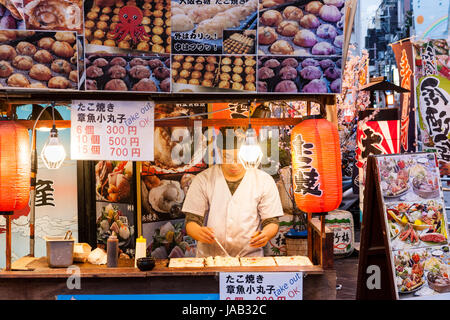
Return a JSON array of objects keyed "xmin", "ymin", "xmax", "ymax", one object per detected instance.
[
  {"xmin": 219, "ymin": 272, "xmax": 303, "ymax": 300},
  {"xmin": 70, "ymin": 100, "xmax": 154, "ymax": 161},
  {"xmin": 376, "ymin": 153, "xmax": 450, "ymax": 299}
]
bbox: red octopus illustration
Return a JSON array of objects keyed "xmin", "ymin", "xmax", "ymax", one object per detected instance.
[{"xmin": 112, "ymin": 6, "xmax": 149, "ymax": 43}]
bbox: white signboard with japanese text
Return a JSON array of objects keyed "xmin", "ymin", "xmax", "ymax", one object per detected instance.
[
  {"xmin": 71, "ymin": 100, "xmax": 154, "ymax": 161},
  {"xmin": 219, "ymin": 272, "xmax": 303, "ymax": 301}
]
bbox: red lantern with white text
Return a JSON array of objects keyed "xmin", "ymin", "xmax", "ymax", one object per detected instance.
[
  {"xmin": 291, "ymin": 117, "xmax": 342, "ymax": 213},
  {"xmin": 0, "ymin": 122, "xmax": 31, "ymax": 212}
]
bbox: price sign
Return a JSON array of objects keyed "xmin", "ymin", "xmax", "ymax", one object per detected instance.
[
  {"xmin": 70, "ymin": 100, "xmax": 154, "ymax": 161},
  {"xmin": 219, "ymin": 272, "xmax": 303, "ymax": 300}
]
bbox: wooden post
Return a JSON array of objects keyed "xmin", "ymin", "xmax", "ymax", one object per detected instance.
[{"xmin": 2, "ymin": 213, "xmax": 13, "ymax": 271}]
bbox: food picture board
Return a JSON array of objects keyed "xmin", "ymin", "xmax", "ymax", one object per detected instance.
[
  {"xmin": 0, "ymin": 0, "xmax": 353, "ymax": 94},
  {"xmin": 376, "ymin": 153, "xmax": 450, "ymax": 299}
]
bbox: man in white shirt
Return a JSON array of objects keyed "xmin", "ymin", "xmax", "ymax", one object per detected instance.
[{"xmin": 182, "ymin": 127, "xmax": 283, "ymax": 257}]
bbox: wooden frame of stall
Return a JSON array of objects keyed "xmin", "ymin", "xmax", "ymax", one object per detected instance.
[{"xmin": 0, "ymin": 92, "xmax": 336, "ymax": 299}]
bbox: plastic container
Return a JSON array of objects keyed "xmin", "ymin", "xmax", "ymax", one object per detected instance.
[
  {"xmin": 107, "ymin": 233, "xmax": 119, "ymax": 268},
  {"xmin": 45, "ymin": 234, "xmax": 75, "ymax": 268},
  {"xmin": 135, "ymin": 236, "xmax": 147, "ymax": 268}
]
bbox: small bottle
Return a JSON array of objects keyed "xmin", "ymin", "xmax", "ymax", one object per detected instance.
[
  {"xmin": 107, "ymin": 232, "xmax": 119, "ymax": 268},
  {"xmin": 135, "ymin": 236, "xmax": 147, "ymax": 268}
]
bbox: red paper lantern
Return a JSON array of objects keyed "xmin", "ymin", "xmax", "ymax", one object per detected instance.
[
  {"xmin": 0, "ymin": 122, "xmax": 31, "ymax": 212},
  {"xmin": 291, "ymin": 117, "xmax": 342, "ymax": 213}
]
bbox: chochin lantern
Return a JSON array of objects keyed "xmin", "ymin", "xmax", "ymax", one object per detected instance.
[
  {"xmin": 291, "ymin": 116, "xmax": 342, "ymax": 213},
  {"xmin": 0, "ymin": 122, "xmax": 31, "ymax": 212}
]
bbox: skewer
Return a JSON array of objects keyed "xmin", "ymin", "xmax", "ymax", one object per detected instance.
[{"xmin": 213, "ymin": 236, "xmax": 230, "ymax": 257}]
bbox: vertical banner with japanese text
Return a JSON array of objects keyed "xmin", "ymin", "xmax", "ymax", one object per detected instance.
[
  {"xmin": 392, "ymin": 40, "xmax": 417, "ymax": 153},
  {"xmin": 71, "ymin": 100, "xmax": 154, "ymax": 161}
]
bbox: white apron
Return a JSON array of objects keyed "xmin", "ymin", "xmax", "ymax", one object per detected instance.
[{"xmin": 182, "ymin": 165, "xmax": 283, "ymax": 258}]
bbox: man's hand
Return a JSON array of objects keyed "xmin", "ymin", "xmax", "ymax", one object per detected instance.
[
  {"xmin": 186, "ymin": 222, "xmax": 215, "ymax": 244},
  {"xmin": 249, "ymin": 223, "xmax": 279, "ymax": 248}
]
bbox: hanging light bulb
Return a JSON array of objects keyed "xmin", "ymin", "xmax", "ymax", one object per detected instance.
[
  {"xmin": 238, "ymin": 125, "xmax": 263, "ymax": 169},
  {"xmin": 41, "ymin": 125, "xmax": 66, "ymax": 169}
]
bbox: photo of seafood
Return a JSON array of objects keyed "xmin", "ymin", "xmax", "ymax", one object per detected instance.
[
  {"xmin": 171, "ymin": 0, "xmax": 258, "ymax": 55},
  {"xmin": 96, "ymin": 202, "xmax": 136, "ymax": 256},
  {"xmin": 377, "ymin": 153, "xmax": 442, "ymax": 203},
  {"xmin": 85, "ymin": 52, "xmax": 170, "ymax": 92},
  {"xmin": 257, "ymin": 55, "xmax": 341, "ymax": 93},
  {"xmin": 84, "ymin": 0, "xmax": 171, "ymax": 54},
  {"xmin": 95, "ymin": 160, "xmax": 133, "ymax": 203},
  {"xmin": 23, "ymin": 0, "xmax": 83, "ymax": 34},
  {"xmin": 0, "ymin": 0, "xmax": 26, "ymax": 29},
  {"xmin": 394, "ymin": 246, "xmax": 450, "ymax": 297},
  {"xmin": 386, "ymin": 200, "xmax": 447, "ymax": 251},
  {"xmin": 171, "ymin": 54, "xmax": 257, "ymax": 93},
  {"xmin": 0, "ymin": 30, "xmax": 79, "ymax": 90},
  {"xmin": 257, "ymin": 0, "xmax": 346, "ymax": 56}
]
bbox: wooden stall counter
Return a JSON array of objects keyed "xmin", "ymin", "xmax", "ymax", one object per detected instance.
[{"xmin": 0, "ymin": 257, "xmax": 336, "ymax": 300}]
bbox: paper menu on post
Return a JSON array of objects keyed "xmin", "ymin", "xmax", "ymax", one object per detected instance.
[{"xmin": 70, "ymin": 100, "xmax": 154, "ymax": 161}]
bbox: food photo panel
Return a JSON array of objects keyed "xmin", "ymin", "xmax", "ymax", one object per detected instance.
[
  {"xmin": 85, "ymin": 52, "xmax": 170, "ymax": 92},
  {"xmin": 257, "ymin": 55, "xmax": 341, "ymax": 93},
  {"xmin": 171, "ymin": 0, "xmax": 258, "ymax": 55},
  {"xmin": 84, "ymin": 0, "xmax": 171, "ymax": 54},
  {"xmin": 257, "ymin": 0, "xmax": 346, "ymax": 56},
  {"xmin": 0, "ymin": 0, "xmax": 26, "ymax": 30},
  {"xmin": 0, "ymin": 30, "xmax": 79, "ymax": 90},
  {"xmin": 171, "ymin": 54, "xmax": 257, "ymax": 93}
]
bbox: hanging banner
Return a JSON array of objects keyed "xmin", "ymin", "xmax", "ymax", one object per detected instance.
[
  {"xmin": 392, "ymin": 39, "xmax": 416, "ymax": 153},
  {"xmin": 71, "ymin": 100, "xmax": 154, "ymax": 161},
  {"xmin": 412, "ymin": 0, "xmax": 449, "ymax": 39},
  {"xmin": 416, "ymin": 75, "xmax": 450, "ymax": 171}
]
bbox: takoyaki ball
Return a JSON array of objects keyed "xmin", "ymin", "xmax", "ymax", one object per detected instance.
[
  {"xmin": 219, "ymin": 80, "xmax": 230, "ymax": 89},
  {"xmin": 90, "ymin": 39, "xmax": 103, "ymax": 45},
  {"xmin": 86, "ymin": 79, "xmax": 97, "ymax": 90},
  {"xmin": 29, "ymin": 82, "xmax": 47, "ymax": 89},
  {"xmin": 132, "ymin": 78, "xmax": 157, "ymax": 91},
  {"xmin": 104, "ymin": 79, "xmax": 128, "ymax": 91},
  {"xmin": 165, "ymin": 28, "xmax": 171, "ymax": 36},
  {"xmin": 221, "ymin": 65, "xmax": 231, "ymax": 73},
  {"xmin": 179, "ymin": 69, "xmax": 190, "ymax": 78},
  {"xmin": 16, "ymin": 42, "xmax": 36, "ymax": 56},
  {"xmin": 185, "ymin": 56, "xmax": 195, "ymax": 63},
  {"xmin": 48, "ymin": 76, "xmax": 71, "ymax": 89},
  {"xmin": 51, "ymin": 59, "xmax": 72, "ymax": 74},
  {"xmin": 165, "ymin": 11, "xmax": 171, "ymax": 19},
  {"xmin": 147, "ymin": 59, "xmax": 163, "ymax": 69},
  {"xmin": 29, "ymin": 64, "xmax": 52, "ymax": 81},
  {"xmin": 93, "ymin": 58, "xmax": 108, "ymax": 67},
  {"xmin": 245, "ymin": 58, "xmax": 256, "ymax": 67},
  {"xmin": 206, "ymin": 63, "xmax": 216, "ymax": 72},
  {"xmin": 173, "ymin": 55, "xmax": 184, "ymax": 62},
  {"xmin": 52, "ymin": 41, "xmax": 74, "ymax": 58},
  {"xmin": 222, "ymin": 57, "xmax": 232, "ymax": 65},
  {"xmin": 172, "ymin": 61, "xmax": 181, "ymax": 69},
  {"xmin": 108, "ymin": 65, "xmax": 127, "ymax": 78},
  {"xmin": 69, "ymin": 70, "xmax": 78, "ymax": 82},
  {"xmin": 104, "ymin": 40, "xmax": 116, "ymax": 47},
  {"xmin": 206, "ymin": 56, "xmax": 217, "ymax": 64},
  {"xmin": 201, "ymin": 79, "xmax": 213, "ymax": 87},
  {"xmin": 165, "ymin": 45, "xmax": 171, "ymax": 53},
  {"xmin": 110, "ymin": 23, "xmax": 118, "ymax": 31},
  {"xmin": 193, "ymin": 63, "xmax": 204, "ymax": 71},
  {"xmin": 245, "ymin": 74, "xmax": 256, "ymax": 82},
  {"xmin": 102, "ymin": 6, "xmax": 112, "ymax": 13},
  {"xmin": 143, "ymin": 9, "xmax": 152, "ymax": 16},
  {"xmin": 113, "ymin": 7, "xmax": 121, "ymax": 14},
  {"xmin": 86, "ymin": 65, "xmax": 104, "ymax": 78},
  {"xmin": 154, "ymin": 66, "xmax": 170, "ymax": 80},
  {"xmin": 7, "ymin": 73, "xmax": 30, "ymax": 87},
  {"xmin": 55, "ymin": 32, "xmax": 76, "ymax": 44},
  {"xmin": 86, "ymin": 11, "xmax": 98, "ymax": 20},
  {"xmin": 160, "ymin": 78, "xmax": 170, "ymax": 92},
  {"xmin": 234, "ymin": 58, "xmax": 244, "ymax": 66},
  {"xmin": 37, "ymin": 37, "xmax": 55, "ymax": 50},
  {"xmin": 244, "ymin": 82, "xmax": 256, "ymax": 91},
  {"xmin": 164, "ymin": 58, "xmax": 170, "ymax": 67},
  {"xmin": 129, "ymin": 65, "xmax": 151, "ymax": 79},
  {"xmin": 142, "ymin": 17, "xmax": 151, "ymax": 25},
  {"xmin": 176, "ymin": 78, "xmax": 187, "ymax": 84},
  {"xmin": 99, "ymin": 14, "xmax": 110, "ymax": 21},
  {"xmin": 151, "ymin": 44, "xmax": 164, "ymax": 53},
  {"xmin": 85, "ymin": 20, "xmax": 95, "ymax": 29},
  {"xmin": 137, "ymin": 42, "xmax": 150, "ymax": 51},
  {"xmin": 97, "ymin": 21, "xmax": 109, "ymax": 30},
  {"xmin": 188, "ymin": 78, "xmax": 200, "ymax": 85},
  {"xmin": 32, "ymin": 49, "xmax": 52, "ymax": 64},
  {"xmin": 232, "ymin": 74, "xmax": 243, "ymax": 82},
  {"xmin": 118, "ymin": 41, "xmax": 130, "ymax": 49},
  {"xmin": 143, "ymin": 2, "xmax": 152, "ymax": 9},
  {"xmin": 91, "ymin": 5, "xmax": 100, "ymax": 12},
  {"xmin": 153, "ymin": 20, "xmax": 164, "ymax": 29},
  {"xmin": 85, "ymin": 29, "xmax": 92, "ymax": 38},
  {"xmin": 12, "ymin": 55, "xmax": 32, "ymax": 70},
  {"xmin": 171, "ymin": 69, "xmax": 178, "ymax": 78},
  {"xmin": 203, "ymin": 71, "xmax": 215, "ymax": 80},
  {"xmin": 191, "ymin": 70, "xmax": 202, "ymax": 79},
  {"xmin": 232, "ymin": 82, "xmax": 244, "ymax": 91},
  {"xmin": 220, "ymin": 73, "xmax": 231, "ymax": 81},
  {"xmin": 130, "ymin": 58, "xmax": 147, "ymax": 67},
  {"xmin": 245, "ymin": 66, "xmax": 255, "ymax": 74},
  {"xmin": 115, "ymin": 1, "xmax": 124, "ymax": 7},
  {"xmin": 233, "ymin": 66, "xmax": 243, "ymax": 74},
  {"xmin": 0, "ymin": 61, "xmax": 13, "ymax": 77},
  {"xmin": 93, "ymin": 30, "xmax": 105, "ymax": 39},
  {"xmin": 110, "ymin": 57, "xmax": 127, "ymax": 67},
  {"xmin": 182, "ymin": 62, "xmax": 192, "ymax": 70},
  {"xmin": 152, "ymin": 35, "xmax": 163, "ymax": 45}
]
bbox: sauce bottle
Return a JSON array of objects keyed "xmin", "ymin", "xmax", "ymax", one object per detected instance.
[
  {"xmin": 107, "ymin": 232, "xmax": 119, "ymax": 268},
  {"xmin": 135, "ymin": 236, "xmax": 147, "ymax": 268}
]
